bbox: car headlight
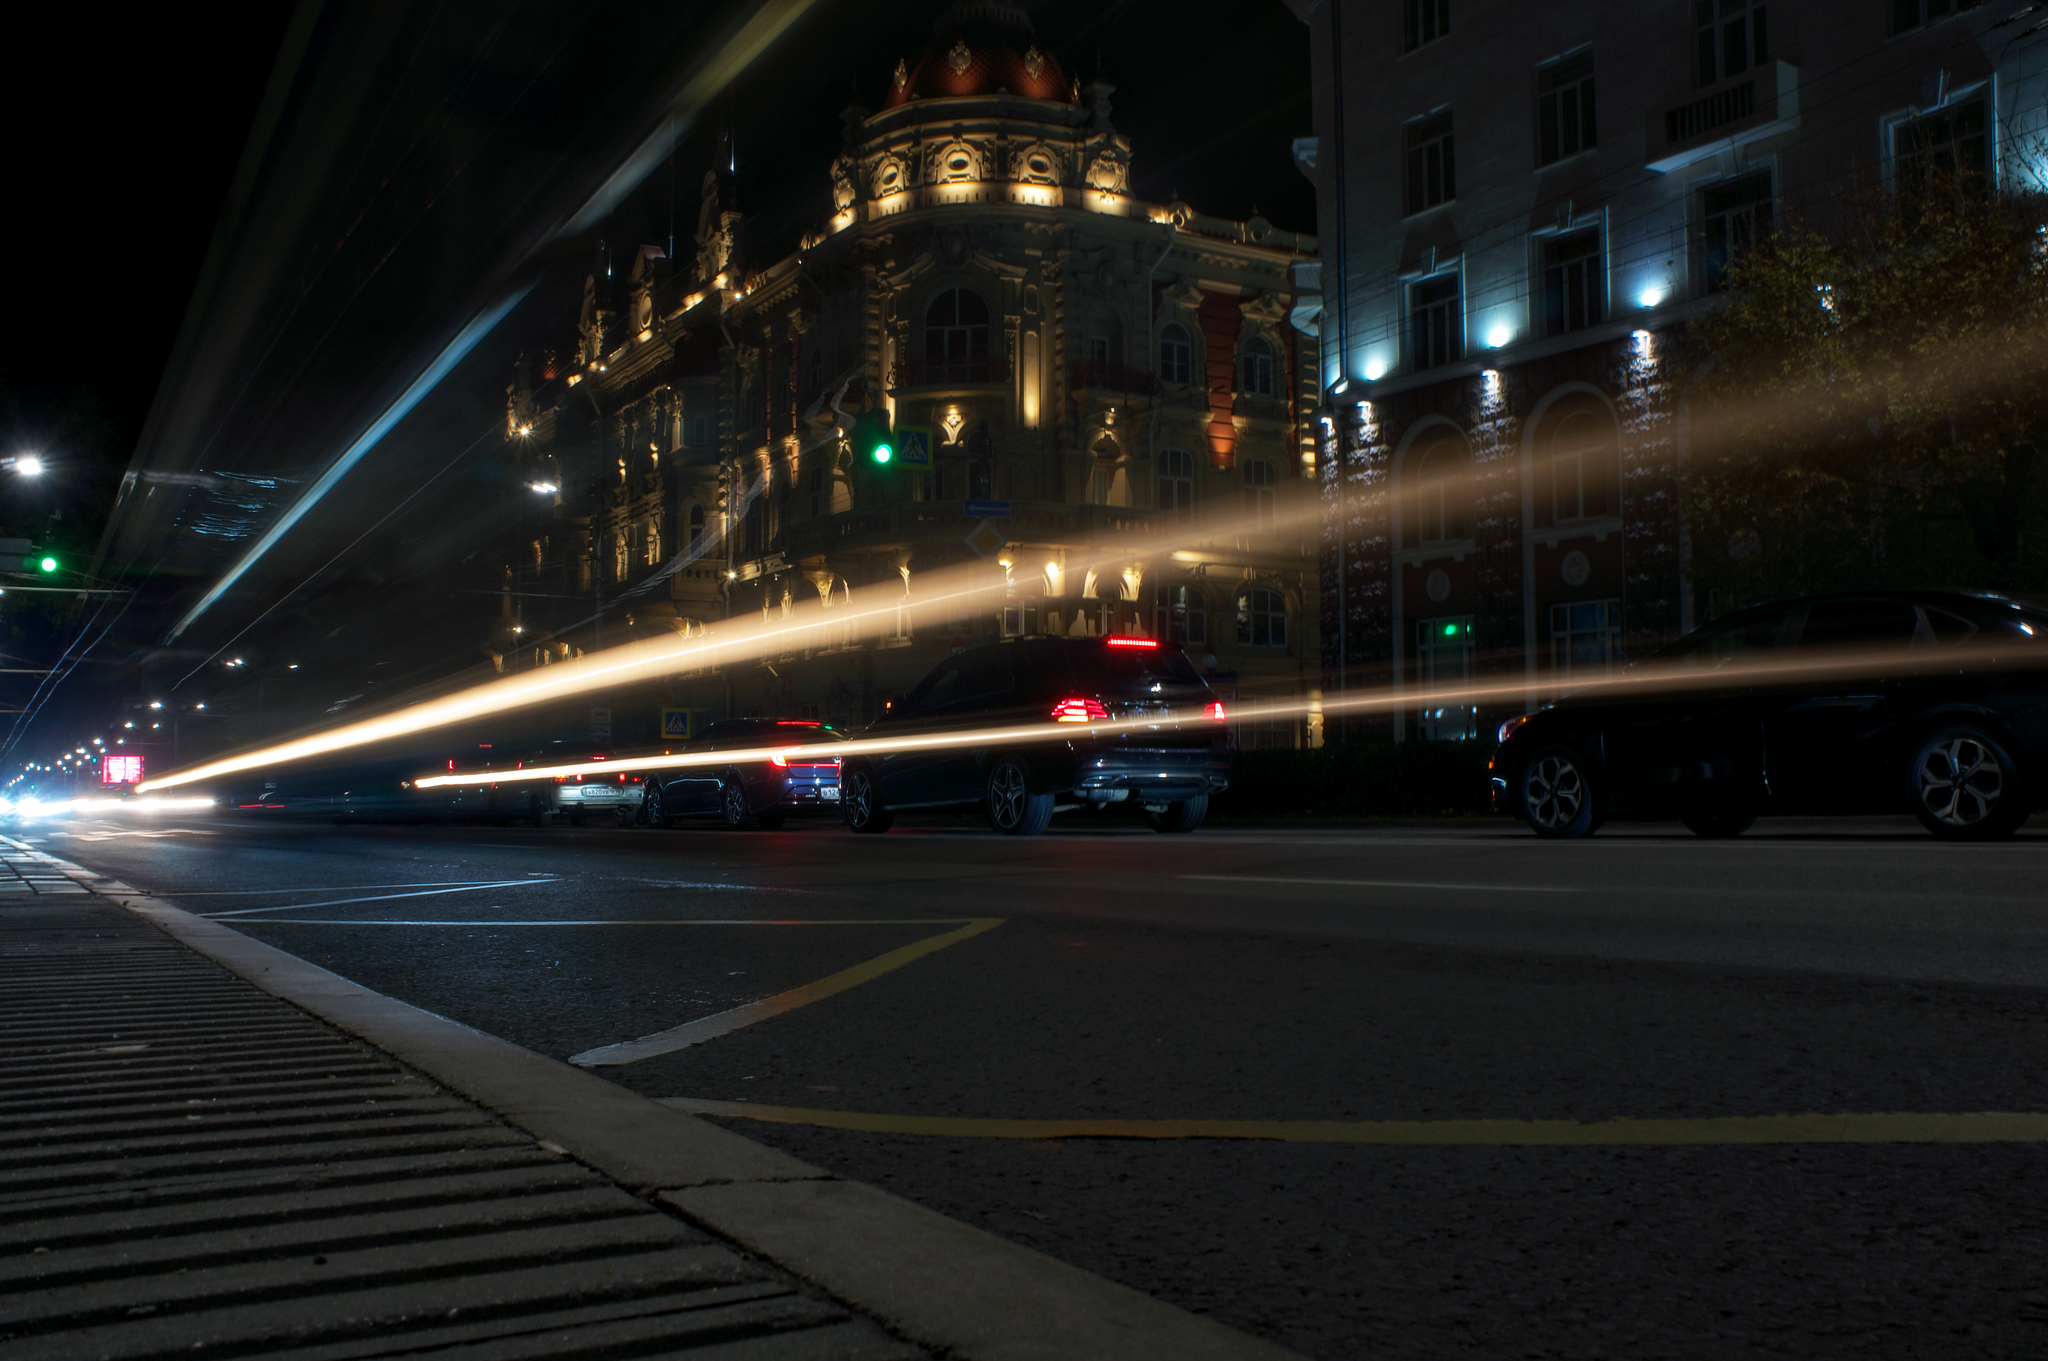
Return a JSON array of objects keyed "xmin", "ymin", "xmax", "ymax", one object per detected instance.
[{"xmin": 1496, "ymin": 714, "xmax": 1530, "ymax": 746}]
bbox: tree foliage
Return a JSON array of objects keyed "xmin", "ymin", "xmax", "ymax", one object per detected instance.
[{"xmin": 1680, "ymin": 178, "xmax": 2048, "ymax": 608}]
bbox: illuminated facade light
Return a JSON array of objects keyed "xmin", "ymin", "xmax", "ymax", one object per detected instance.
[
  {"xmin": 1363, "ymin": 360, "xmax": 1387, "ymax": 381},
  {"xmin": 1638, "ymin": 285, "xmax": 1667, "ymax": 308},
  {"xmin": 1485, "ymin": 324, "xmax": 1513, "ymax": 348}
]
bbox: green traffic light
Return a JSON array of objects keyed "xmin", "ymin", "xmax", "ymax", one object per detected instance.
[
  {"xmin": 872, "ymin": 443, "xmax": 893, "ymax": 465},
  {"xmin": 1443, "ymin": 622, "xmax": 1458, "ymax": 636},
  {"xmin": 37, "ymin": 557, "xmax": 55, "ymax": 573}
]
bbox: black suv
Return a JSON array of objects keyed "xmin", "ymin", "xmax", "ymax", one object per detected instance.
[
  {"xmin": 1492, "ymin": 590, "xmax": 2048, "ymax": 839},
  {"xmin": 840, "ymin": 635, "xmax": 1232, "ymax": 836}
]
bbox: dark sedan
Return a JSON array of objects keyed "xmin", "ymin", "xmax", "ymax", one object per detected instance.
[
  {"xmin": 642, "ymin": 719, "xmax": 847, "ymax": 830},
  {"xmin": 1491, "ymin": 590, "xmax": 2048, "ymax": 839},
  {"xmin": 840, "ymin": 635, "xmax": 1233, "ymax": 836}
]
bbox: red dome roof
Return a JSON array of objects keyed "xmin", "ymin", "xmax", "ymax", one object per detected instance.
[{"xmin": 882, "ymin": 2, "xmax": 1070, "ymax": 107}]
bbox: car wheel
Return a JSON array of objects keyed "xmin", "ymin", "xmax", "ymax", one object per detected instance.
[
  {"xmin": 1515, "ymin": 747, "xmax": 1598, "ymax": 839},
  {"xmin": 1910, "ymin": 726, "xmax": 2028, "ymax": 839},
  {"xmin": 843, "ymin": 767, "xmax": 894, "ymax": 833},
  {"xmin": 644, "ymin": 781, "xmax": 672, "ymax": 829},
  {"xmin": 1680, "ymin": 807, "xmax": 1756, "ymax": 838},
  {"xmin": 721, "ymin": 777, "xmax": 758, "ymax": 830},
  {"xmin": 985, "ymin": 756, "xmax": 1054, "ymax": 836},
  {"xmin": 1145, "ymin": 794, "xmax": 1210, "ymax": 834},
  {"xmin": 757, "ymin": 809, "xmax": 786, "ymax": 830}
]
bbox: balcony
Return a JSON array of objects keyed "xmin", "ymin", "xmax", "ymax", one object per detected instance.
[
  {"xmin": 889, "ymin": 357, "xmax": 1010, "ymax": 390},
  {"xmin": 1068, "ymin": 362, "xmax": 1159, "ymax": 396},
  {"xmin": 1647, "ymin": 61, "xmax": 1799, "ymax": 174}
]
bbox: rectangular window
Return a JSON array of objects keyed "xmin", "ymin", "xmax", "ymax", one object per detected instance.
[
  {"xmin": 1408, "ymin": 274, "xmax": 1464, "ymax": 371},
  {"xmin": 1238, "ymin": 588, "xmax": 1288, "ymax": 647},
  {"xmin": 1243, "ymin": 459, "xmax": 1277, "ymax": 528},
  {"xmin": 1550, "ymin": 600, "xmax": 1623, "ymax": 677},
  {"xmin": 1000, "ymin": 603, "xmax": 1040, "ymax": 638},
  {"xmin": 1414, "ymin": 615, "xmax": 1477, "ymax": 740},
  {"xmin": 1403, "ymin": 0, "xmax": 1448, "ymax": 52},
  {"xmin": 1893, "ymin": 98, "xmax": 1989, "ymax": 198},
  {"xmin": 1698, "ymin": 171, "xmax": 1772, "ymax": 293},
  {"xmin": 1538, "ymin": 52, "xmax": 1596, "ymax": 165},
  {"xmin": 1153, "ymin": 584, "xmax": 1206, "ymax": 646},
  {"xmin": 1158, "ymin": 448, "xmax": 1195, "ymax": 523},
  {"xmin": 1892, "ymin": 0, "xmax": 1982, "ymax": 35},
  {"xmin": 1541, "ymin": 229, "xmax": 1605, "ymax": 337},
  {"xmin": 1405, "ymin": 111, "xmax": 1455, "ymax": 215},
  {"xmin": 1090, "ymin": 335, "xmax": 1111, "ymax": 366},
  {"xmin": 1696, "ymin": 0, "xmax": 1767, "ymax": 87}
]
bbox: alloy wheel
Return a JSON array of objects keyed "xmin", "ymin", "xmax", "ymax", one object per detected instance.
[
  {"xmin": 1915, "ymin": 736, "xmax": 2004, "ymax": 827},
  {"xmin": 722, "ymin": 780, "xmax": 752, "ymax": 829},
  {"xmin": 1522, "ymin": 755, "xmax": 1584, "ymax": 831},
  {"xmin": 988, "ymin": 762, "xmax": 1027, "ymax": 831},
  {"xmin": 645, "ymin": 783, "xmax": 666, "ymax": 827}
]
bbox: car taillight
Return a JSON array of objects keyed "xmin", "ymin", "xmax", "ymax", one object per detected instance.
[
  {"xmin": 1104, "ymin": 637, "xmax": 1157, "ymax": 649},
  {"xmin": 1205, "ymin": 701, "xmax": 1228, "ymax": 722},
  {"xmin": 617, "ymin": 773, "xmax": 627, "ymax": 782},
  {"xmin": 553, "ymin": 776, "xmax": 566, "ymax": 784},
  {"xmin": 771, "ymin": 747, "xmax": 803, "ymax": 767},
  {"xmin": 1052, "ymin": 697, "xmax": 1109, "ymax": 722}
]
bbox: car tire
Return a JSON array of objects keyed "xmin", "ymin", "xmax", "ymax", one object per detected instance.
[
  {"xmin": 721, "ymin": 777, "xmax": 758, "ymax": 830},
  {"xmin": 1909, "ymin": 725, "xmax": 2029, "ymax": 840},
  {"xmin": 644, "ymin": 781, "xmax": 673, "ymax": 829},
  {"xmin": 985, "ymin": 756, "xmax": 1054, "ymax": 836},
  {"xmin": 757, "ymin": 809, "xmax": 786, "ymax": 830},
  {"xmin": 1514, "ymin": 746, "xmax": 1599, "ymax": 839},
  {"xmin": 843, "ymin": 766, "xmax": 894, "ymax": 833},
  {"xmin": 1145, "ymin": 794, "xmax": 1210, "ymax": 834},
  {"xmin": 1679, "ymin": 807, "xmax": 1756, "ymax": 838}
]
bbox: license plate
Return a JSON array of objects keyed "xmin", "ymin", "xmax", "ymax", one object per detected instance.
[{"xmin": 822, "ymin": 785, "xmax": 840, "ymax": 800}]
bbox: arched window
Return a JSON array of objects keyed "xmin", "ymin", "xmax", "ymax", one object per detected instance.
[
  {"xmin": 1243, "ymin": 459, "xmax": 1276, "ymax": 528},
  {"xmin": 925, "ymin": 289, "xmax": 990, "ymax": 378},
  {"xmin": 1540, "ymin": 402, "xmax": 1618, "ymax": 525},
  {"xmin": 1159, "ymin": 323, "xmax": 1193, "ymax": 385},
  {"xmin": 1153, "ymin": 583, "xmax": 1206, "ymax": 645},
  {"xmin": 1237, "ymin": 588, "xmax": 1287, "ymax": 647},
  {"xmin": 1158, "ymin": 448, "xmax": 1194, "ymax": 522},
  {"xmin": 1406, "ymin": 434, "xmax": 1469, "ymax": 546},
  {"xmin": 1240, "ymin": 336, "xmax": 1276, "ymax": 396}
]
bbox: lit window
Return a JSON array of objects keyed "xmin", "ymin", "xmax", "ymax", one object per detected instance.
[
  {"xmin": 1237, "ymin": 588, "xmax": 1286, "ymax": 647},
  {"xmin": 1159, "ymin": 324, "xmax": 1193, "ymax": 385},
  {"xmin": 1153, "ymin": 583, "xmax": 1206, "ymax": 645}
]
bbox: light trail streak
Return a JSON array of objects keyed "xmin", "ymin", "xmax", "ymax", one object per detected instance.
[
  {"xmin": 1, "ymin": 797, "xmax": 216, "ymax": 816},
  {"xmin": 404, "ymin": 637, "xmax": 2047, "ymax": 791}
]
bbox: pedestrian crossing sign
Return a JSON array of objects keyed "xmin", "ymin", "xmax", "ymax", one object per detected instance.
[
  {"xmin": 896, "ymin": 426, "xmax": 932, "ymax": 467},
  {"xmin": 661, "ymin": 708, "xmax": 695, "ymax": 740}
]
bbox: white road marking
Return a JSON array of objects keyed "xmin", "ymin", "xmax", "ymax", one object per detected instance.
[
  {"xmin": 1179, "ymin": 874, "xmax": 1579, "ymax": 893},
  {"xmin": 226, "ymin": 917, "xmax": 970, "ymax": 927},
  {"xmin": 174, "ymin": 880, "xmax": 544, "ymax": 896},
  {"xmin": 204, "ymin": 879, "xmax": 557, "ymax": 917}
]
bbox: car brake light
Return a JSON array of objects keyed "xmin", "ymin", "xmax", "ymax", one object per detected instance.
[
  {"xmin": 771, "ymin": 747, "xmax": 802, "ymax": 767},
  {"xmin": 1205, "ymin": 701, "xmax": 1228, "ymax": 721},
  {"xmin": 554, "ymin": 776, "xmax": 566, "ymax": 783},
  {"xmin": 1104, "ymin": 637, "xmax": 1158, "ymax": 649},
  {"xmin": 1052, "ymin": 697, "xmax": 1109, "ymax": 722}
]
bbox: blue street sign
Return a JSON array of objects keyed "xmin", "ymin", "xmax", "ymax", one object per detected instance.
[
  {"xmin": 963, "ymin": 499, "xmax": 1012, "ymax": 518},
  {"xmin": 896, "ymin": 427, "xmax": 933, "ymax": 467},
  {"xmin": 661, "ymin": 708, "xmax": 694, "ymax": 740}
]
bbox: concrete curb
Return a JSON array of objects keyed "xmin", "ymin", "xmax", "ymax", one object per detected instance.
[{"xmin": 18, "ymin": 841, "xmax": 1304, "ymax": 1361}]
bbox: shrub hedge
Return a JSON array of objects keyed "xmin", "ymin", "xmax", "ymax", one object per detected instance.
[{"xmin": 1210, "ymin": 740, "xmax": 1501, "ymax": 819}]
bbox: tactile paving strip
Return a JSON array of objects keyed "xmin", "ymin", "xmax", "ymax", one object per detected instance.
[{"xmin": 0, "ymin": 885, "xmax": 921, "ymax": 1360}]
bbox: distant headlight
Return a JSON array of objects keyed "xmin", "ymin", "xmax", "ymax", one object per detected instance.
[{"xmin": 1497, "ymin": 714, "xmax": 1530, "ymax": 745}]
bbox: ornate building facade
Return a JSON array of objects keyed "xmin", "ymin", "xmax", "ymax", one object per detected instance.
[{"xmin": 500, "ymin": 1, "xmax": 1322, "ymax": 747}]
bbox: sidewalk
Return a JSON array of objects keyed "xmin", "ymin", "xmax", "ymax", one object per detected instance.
[{"xmin": 0, "ymin": 840, "xmax": 1301, "ymax": 1361}]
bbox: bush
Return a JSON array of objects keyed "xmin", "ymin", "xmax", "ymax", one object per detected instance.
[{"xmin": 1211, "ymin": 741, "xmax": 1499, "ymax": 819}]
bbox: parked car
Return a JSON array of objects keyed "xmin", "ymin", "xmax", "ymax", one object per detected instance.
[
  {"xmin": 642, "ymin": 720, "xmax": 847, "ymax": 830},
  {"xmin": 839, "ymin": 635, "xmax": 1233, "ymax": 836},
  {"xmin": 1491, "ymin": 590, "xmax": 2048, "ymax": 839},
  {"xmin": 522, "ymin": 747, "xmax": 644, "ymax": 826}
]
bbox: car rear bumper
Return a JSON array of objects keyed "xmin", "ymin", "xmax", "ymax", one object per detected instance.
[{"xmin": 1070, "ymin": 746, "xmax": 1230, "ymax": 801}]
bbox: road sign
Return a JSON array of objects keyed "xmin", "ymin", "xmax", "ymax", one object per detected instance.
[
  {"xmin": 964, "ymin": 520, "xmax": 1004, "ymax": 559},
  {"xmin": 896, "ymin": 426, "xmax": 933, "ymax": 467},
  {"xmin": 963, "ymin": 499, "xmax": 1011, "ymax": 518},
  {"xmin": 661, "ymin": 707, "xmax": 695, "ymax": 740},
  {"xmin": 589, "ymin": 705, "xmax": 612, "ymax": 741}
]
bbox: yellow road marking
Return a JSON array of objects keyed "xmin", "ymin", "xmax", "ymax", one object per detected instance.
[
  {"xmin": 570, "ymin": 918, "xmax": 1004, "ymax": 1067},
  {"xmin": 657, "ymin": 1100, "xmax": 2048, "ymax": 1145}
]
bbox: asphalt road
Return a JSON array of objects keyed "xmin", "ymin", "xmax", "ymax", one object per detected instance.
[{"xmin": 25, "ymin": 806, "xmax": 2048, "ymax": 1358}]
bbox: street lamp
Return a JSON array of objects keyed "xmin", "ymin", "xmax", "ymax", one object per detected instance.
[{"xmin": 8, "ymin": 455, "xmax": 43, "ymax": 477}]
